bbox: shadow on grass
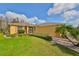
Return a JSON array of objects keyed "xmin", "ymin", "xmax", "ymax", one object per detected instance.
[
  {"xmin": 29, "ymin": 35, "xmax": 79, "ymax": 55},
  {"xmin": 52, "ymin": 44, "xmax": 79, "ymax": 56},
  {"xmin": 29, "ymin": 34, "xmax": 52, "ymax": 41}
]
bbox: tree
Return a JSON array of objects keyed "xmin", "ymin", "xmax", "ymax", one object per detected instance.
[
  {"xmin": 55, "ymin": 24, "xmax": 79, "ymax": 46},
  {"xmin": 56, "ymin": 24, "xmax": 67, "ymax": 38}
]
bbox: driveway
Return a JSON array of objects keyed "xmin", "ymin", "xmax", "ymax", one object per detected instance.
[{"xmin": 52, "ymin": 37, "xmax": 79, "ymax": 53}]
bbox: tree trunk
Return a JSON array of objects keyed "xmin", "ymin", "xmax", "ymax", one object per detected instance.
[{"xmin": 65, "ymin": 35, "xmax": 79, "ymax": 47}]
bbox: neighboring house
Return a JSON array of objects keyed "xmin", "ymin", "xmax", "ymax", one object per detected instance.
[{"xmin": 8, "ymin": 22, "xmax": 63, "ymax": 37}]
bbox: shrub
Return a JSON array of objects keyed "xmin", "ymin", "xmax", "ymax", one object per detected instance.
[
  {"xmin": 18, "ymin": 30, "xmax": 25, "ymax": 34},
  {"xmin": 29, "ymin": 34, "xmax": 52, "ymax": 41},
  {"xmin": 9, "ymin": 33, "xmax": 18, "ymax": 37},
  {"xmin": 44, "ymin": 35, "xmax": 52, "ymax": 41}
]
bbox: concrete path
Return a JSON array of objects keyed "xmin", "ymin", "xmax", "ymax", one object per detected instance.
[{"xmin": 52, "ymin": 37, "xmax": 79, "ymax": 53}]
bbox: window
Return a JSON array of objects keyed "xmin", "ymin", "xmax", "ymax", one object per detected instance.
[
  {"xmin": 29, "ymin": 27, "xmax": 33, "ymax": 33},
  {"xmin": 18, "ymin": 26, "xmax": 25, "ymax": 34}
]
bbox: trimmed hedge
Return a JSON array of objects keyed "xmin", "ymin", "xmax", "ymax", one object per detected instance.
[
  {"xmin": 29, "ymin": 34, "xmax": 52, "ymax": 41},
  {"xmin": 18, "ymin": 30, "xmax": 25, "ymax": 34}
]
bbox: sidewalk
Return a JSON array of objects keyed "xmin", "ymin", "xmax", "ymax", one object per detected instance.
[{"xmin": 52, "ymin": 37, "xmax": 79, "ymax": 53}]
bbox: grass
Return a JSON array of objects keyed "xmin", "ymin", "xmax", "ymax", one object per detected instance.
[{"xmin": 0, "ymin": 33, "xmax": 78, "ymax": 56}]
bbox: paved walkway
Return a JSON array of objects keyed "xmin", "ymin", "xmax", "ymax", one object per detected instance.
[{"xmin": 52, "ymin": 37, "xmax": 79, "ymax": 53}]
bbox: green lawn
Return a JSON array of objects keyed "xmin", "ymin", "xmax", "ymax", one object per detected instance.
[{"xmin": 0, "ymin": 33, "xmax": 79, "ymax": 56}]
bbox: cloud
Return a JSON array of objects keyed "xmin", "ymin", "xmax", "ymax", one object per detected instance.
[
  {"xmin": 28, "ymin": 17, "xmax": 47, "ymax": 24},
  {"xmin": 62, "ymin": 10, "xmax": 79, "ymax": 27},
  {"xmin": 48, "ymin": 3, "xmax": 78, "ymax": 15},
  {"xmin": 0, "ymin": 11, "xmax": 46, "ymax": 24},
  {"xmin": 63, "ymin": 10, "xmax": 79, "ymax": 20},
  {"xmin": 48, "ymin": 3, "xmax": 79, "ymax": 27},
  {"xmin": 5, "ymin": 11, "xmax": 28, "ymax": 22},
  {"xmin": 0, "ymin": 14, "xmax": 6, "ymax": 20},
  {"xmin": 38, "ymin": 19, "xmax": 46, "ymax": 23},
  {"xmin": 66, "ymin": 19, "xmax": 79, "ymax": 27}
]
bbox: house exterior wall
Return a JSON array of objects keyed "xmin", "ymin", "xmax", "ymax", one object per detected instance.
[
  {"xmin": 9, "ymin": 25, "xmax": 29, "ymax": 35},
  {"xmin": 24, "ymin": 26, "xmax": 29, "ymax": 34},
  {"xmin": 27, "ymin": 26, "xmax": 29, "ymax": 34},
  {"xmin": 22, "ymin": 26, "xmax": 26, "ymax": 34},
  {"xmin": 33, "ymin": 25, "xmax": 60, "ymax": 37},
  {"xmin": 10, "ymin": 25, "xmax": 18, "ymax": 35},
  {"xmin": 9, "ymin": 23, "xmax": 62, "ymax": 37}
]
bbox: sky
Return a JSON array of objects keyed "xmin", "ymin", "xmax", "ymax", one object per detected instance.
[
  {"xmin": 0, "ymin": 3, "xmax": 63, "ymax": 22},
  {"xmin": 0, "ymin": 3, "xmax": 79, "ymax": 26},
  {"xmin": 0, "ymin": 3, "xmax": 50, "ymax": 20}
]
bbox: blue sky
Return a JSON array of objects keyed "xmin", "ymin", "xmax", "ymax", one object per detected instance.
[
  {"xmin": 0, "ymin": 3, "xmax": 79, "ymax": 26},
  {"xmin": 0, "ymin": 3, "xmax": 63, "ymax": 23}
]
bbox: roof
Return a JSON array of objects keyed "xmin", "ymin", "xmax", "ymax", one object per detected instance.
[
  {"xmin": 8, "ymin": 22, "xmax": 64, "ymax": 27},
  {"xmin": 35, "ymin": 22, "xmax": 64, "ymax": 26},
  {"xmin": 8, "ymin": 22, "xmax": 30, "ymax": 26}
]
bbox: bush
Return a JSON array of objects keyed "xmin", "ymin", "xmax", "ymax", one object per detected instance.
[
  {"xmin": 18, "ymin": 30, "xmax": 25, "ymax": 34},
  {"xmin": 44, "ymin": 36, "xmax": 52, "ymax": 41},
  {"xmin": 29, "ymin": 34, "xmax": 52, "ymax": 41},
  {"xmin": 9, "ymin": 34, "xmax": 17, "ymax": 37}
]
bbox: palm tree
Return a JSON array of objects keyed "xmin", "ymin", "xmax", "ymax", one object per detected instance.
[
  {"xmin": 56, "ymin": 24, "xmax": 67, "ymax": 38},
  {"xmin": 56, "ymin": 24, "xmax": 79, "ymax": 46}
]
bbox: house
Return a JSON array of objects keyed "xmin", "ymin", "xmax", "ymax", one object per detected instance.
[
  {"xmin": 8, "ymin": 22, "xmax": 63, "ymax": 37},
  {"xmin": 33, "ymin": 22, "xmax": 63, "ymax": 37},
  {"xmin": 8, "ymin": 22, "xmax": 30, "ymax": 35}
]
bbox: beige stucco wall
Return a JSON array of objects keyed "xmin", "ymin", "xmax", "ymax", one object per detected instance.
[
  {"xmin": 10, "ymin": 25, "xmax": 18, "ymax": 35},
  {"xmin": 9, "ymin": 25, "xmax": 29, "ymax": 35},
  {"xmin": 22, "ymin": 26, "xmax": 26, "ymax": 34},
  {"xmin": 9, "ymin": 23, "xmax": 61, "ymax": 37},
  {"xmin": 23, "ymin": 26, "xmax": 29, "ymax": 34},
  {"xmin": 33, "ymin": 25, "xmax": 60, "ymax": 37},
  {"xmin": 25, "ymin": 26, "xmax": 29, "ymax": 34}
]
